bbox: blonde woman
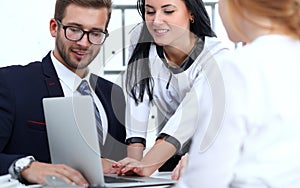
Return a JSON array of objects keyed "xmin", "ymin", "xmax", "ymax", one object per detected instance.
[{"xmin": 175, "ymin": 0, "xmax": 300, "ymax": 187}]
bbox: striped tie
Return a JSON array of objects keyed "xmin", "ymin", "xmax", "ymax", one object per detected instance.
[{"xmin": 77, "ymin": 80, "xmax": 104, "ymax": 146}]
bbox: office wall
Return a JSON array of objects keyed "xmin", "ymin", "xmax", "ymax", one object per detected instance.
[
  {"xmin": 0, "ymin": 0, "xmax": 136, "ymax": 66},
  {"xmin": 0, "ymin": 0, "xmax": 231, "ymax": 68},
  {"xmin": 0, "ymin": 0, "xmax": 56, "ymax": 67}
]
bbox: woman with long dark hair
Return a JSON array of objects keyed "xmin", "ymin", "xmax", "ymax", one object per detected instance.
[{"xmin": 114, "ymin": 0, "xmax": 228, "ymax": 176}]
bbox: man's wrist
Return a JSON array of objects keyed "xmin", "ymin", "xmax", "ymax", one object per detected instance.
[{"xmin": 9, "ymin": 156, "xmax": 35, "ymax": 181}]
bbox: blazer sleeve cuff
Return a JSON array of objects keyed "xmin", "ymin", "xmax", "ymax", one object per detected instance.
[
  {"xmin": 156, "ymin": 133, "xmax": 181, "ymax": 152},
  {"xmin": 125, "ymin": 137, "xmax": 146, "ymax": 148}
]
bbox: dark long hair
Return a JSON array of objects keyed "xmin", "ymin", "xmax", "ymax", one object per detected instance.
[{"xmin": 126, "ymin": 0, "xmax": 216, "ymax": 104}]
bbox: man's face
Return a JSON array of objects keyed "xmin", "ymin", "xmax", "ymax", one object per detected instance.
[{"xmin": 51, "ymin": 4, "xmax": 108, "ymax": 75}]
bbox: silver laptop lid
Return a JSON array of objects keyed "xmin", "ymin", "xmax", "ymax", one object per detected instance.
[
  {"xmin": 43, "ymin": 96, "xmax": 176, "ymax": 187},
  {"xmin": 43, "ymin": 96, "xmax": 105, "ymax": 186}
]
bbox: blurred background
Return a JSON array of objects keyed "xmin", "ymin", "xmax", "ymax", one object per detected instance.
[{"xmin": 0, "ymin": 0, "xmax": 232, "ymax": 77}]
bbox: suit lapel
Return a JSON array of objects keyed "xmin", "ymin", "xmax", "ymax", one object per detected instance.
[{"xmin": 42, "ymin": 52, "xmax": 64, "ymax": 97}]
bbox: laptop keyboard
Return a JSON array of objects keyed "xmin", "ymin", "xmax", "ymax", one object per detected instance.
[{"xmin": 104, "ymin": 176, "xmax": 143, "ymax": 183}]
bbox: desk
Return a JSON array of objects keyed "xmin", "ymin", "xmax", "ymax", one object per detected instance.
[{"xmin": 0, "ymin": 172, "xmax": 176, "ymax": 188}]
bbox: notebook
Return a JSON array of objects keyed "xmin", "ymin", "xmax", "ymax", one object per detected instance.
[{"xmin": 43, "ymin": 96, "xmax": 176, "ymax": 187}]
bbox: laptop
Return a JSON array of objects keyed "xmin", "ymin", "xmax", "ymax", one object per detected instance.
[{"xmin": 43, "ymin": 96, "xmax": 176, "ymax": 187}]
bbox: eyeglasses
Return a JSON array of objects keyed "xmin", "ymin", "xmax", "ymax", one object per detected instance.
[{"xmin": 56, "ymin": 20, "xmax": 109, "ymax": 45}]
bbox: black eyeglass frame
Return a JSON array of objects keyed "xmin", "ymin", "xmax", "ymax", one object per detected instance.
[{"xmin": 56, "ymin": 19, "xmax": 109, "ymax": 45}]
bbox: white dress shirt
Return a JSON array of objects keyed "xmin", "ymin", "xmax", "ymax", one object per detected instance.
[
  {"xmin": 177, "ymin": 35, "xmax": 300, "ymax": 188},
  {"xmin": 51, "ymin": 52, "xmax": 108, "ymax": 143}
]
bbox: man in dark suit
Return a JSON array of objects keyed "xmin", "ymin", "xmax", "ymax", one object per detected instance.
[{"xmin": 0, "ymin": 0, "xmax": 126, "ymax": 186}]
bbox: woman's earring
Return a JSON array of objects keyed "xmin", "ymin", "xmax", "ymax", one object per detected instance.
[{"xmin": 190, "ymin": 18, "xmax": 195, "ymax": 24}]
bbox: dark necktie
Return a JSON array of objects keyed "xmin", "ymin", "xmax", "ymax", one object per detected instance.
[{"xmin": 77, "ymin": 80, "xmax": 104, "ymax": 146}]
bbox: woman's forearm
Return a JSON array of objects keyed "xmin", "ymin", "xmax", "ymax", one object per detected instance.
[
  {"xmin": 127, "ymin": 143, "xmax": 144, "ymax": 160},
  {"xmin": 141, "ymin": 139, "xmax": 177, "ymax": 176}
]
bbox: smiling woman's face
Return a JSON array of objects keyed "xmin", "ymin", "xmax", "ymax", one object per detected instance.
[{"xmin": 144, "ymin": 0, "xmax": 193, "ymax": 46}]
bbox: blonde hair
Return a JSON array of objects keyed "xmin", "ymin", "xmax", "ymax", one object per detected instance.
[{"xmin": 228, "ymin": 0, "xmax": 300, "ymax": 39}]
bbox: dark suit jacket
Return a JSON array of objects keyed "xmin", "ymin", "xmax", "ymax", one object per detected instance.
[{"xmin": 0, "ymin": 52, "xmax": 126, "ymax": 175}]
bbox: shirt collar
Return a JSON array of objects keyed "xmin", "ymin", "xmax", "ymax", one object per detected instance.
[
  {"xmin": 51, "ymin": 51, "xmax": 91, "ymax": 92},
  {"xmin": 156, "ymin": 37, "xmax": 204, "ymax": 74}
]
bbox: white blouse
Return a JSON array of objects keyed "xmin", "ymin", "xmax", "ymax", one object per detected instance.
[
  {"xmin": 177, "ymin": 35, "xmax": 300, "ymax": 187},
  {"xmin": 125, "ymin": 27, "xmax": 229, "ymax": 151}
]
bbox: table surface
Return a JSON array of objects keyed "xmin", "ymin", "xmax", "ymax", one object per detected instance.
[{"xmin": 0, "ymin": 172, "xmax": 176, "ymax": 188}]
